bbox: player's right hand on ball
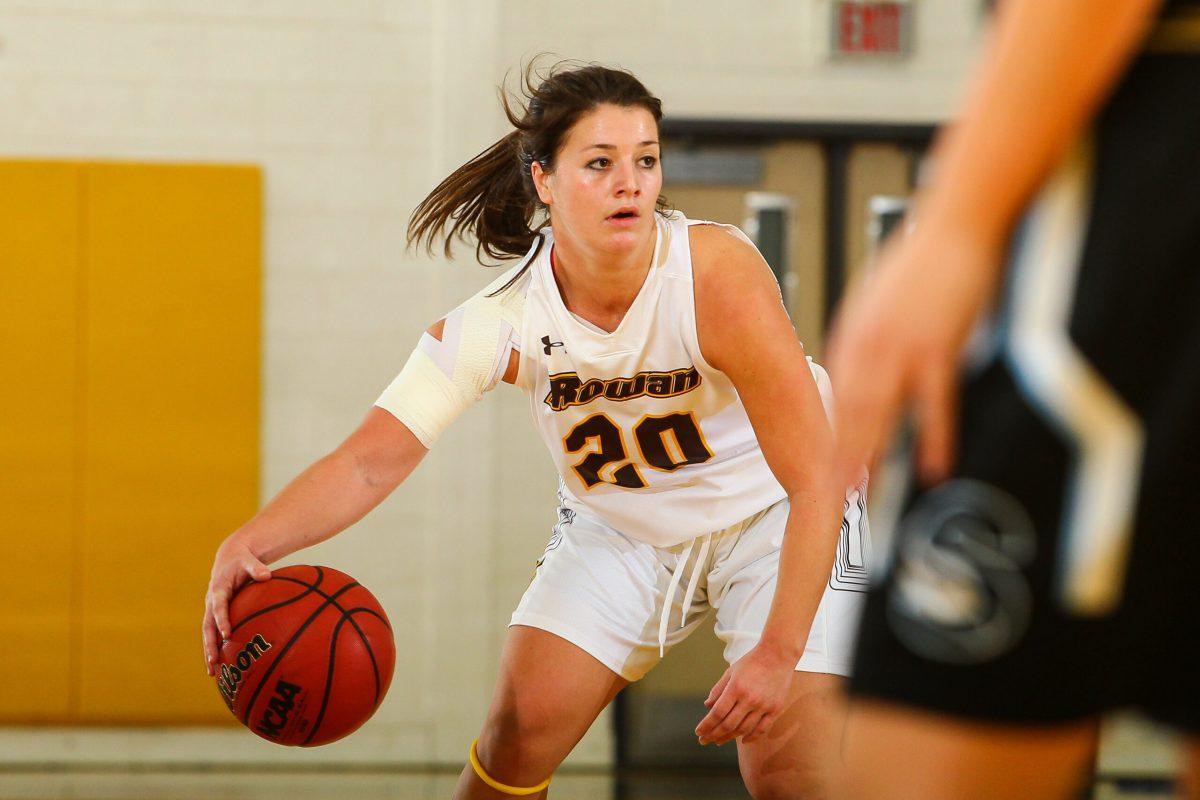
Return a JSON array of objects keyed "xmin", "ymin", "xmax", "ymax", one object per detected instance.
[{"xmin": 203, "ymin": 539, "xmax": 272, "ymax": 676}]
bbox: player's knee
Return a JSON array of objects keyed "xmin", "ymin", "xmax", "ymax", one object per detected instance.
[{"xmin": 476, "ymin": 707, "xmax": 560, "ymax": 786}]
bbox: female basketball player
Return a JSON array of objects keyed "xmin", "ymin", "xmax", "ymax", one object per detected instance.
[
  {"xmin": 829, "ymin": 0, "xmax": 1200, "ymax": 797},
  {"xmin": 203, "ymin": 63, "xmax": 866, "ymax": 800}
]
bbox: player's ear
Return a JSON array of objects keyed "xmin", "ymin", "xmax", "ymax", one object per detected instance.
[{"xmin": 531, "ymin": 161, "xmax": 554, "ymax": 206}]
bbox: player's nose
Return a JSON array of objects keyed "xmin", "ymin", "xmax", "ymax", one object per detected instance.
[{"xmin": 613, "ymin": 160, "xmax": 639, "ymax": 197}]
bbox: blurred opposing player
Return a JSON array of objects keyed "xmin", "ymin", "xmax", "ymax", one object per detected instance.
[{"xmin": 829, "ymin": 0, "xmax": 1200, "ymax": 797}]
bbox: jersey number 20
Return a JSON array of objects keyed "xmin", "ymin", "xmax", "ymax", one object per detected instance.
[{"xmin": 563, "ymin": 412, "xmax": 713, "ymax": 490}]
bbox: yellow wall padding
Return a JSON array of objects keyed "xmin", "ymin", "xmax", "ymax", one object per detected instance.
[
  {"xmin": 0, "ymin": 162, "xmax": 79, "ymax": 720},
  {"xmin": 0, "ymin": 160, "xmax": 261, "ymax": 724}
]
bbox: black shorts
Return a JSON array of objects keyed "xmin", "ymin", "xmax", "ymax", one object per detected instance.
[{"xmin": 848, "ymin": 53, "xmax": 1200, "ymax": 732}]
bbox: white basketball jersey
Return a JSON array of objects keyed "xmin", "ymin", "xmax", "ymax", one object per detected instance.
[{"xmin": 513, "ymin": 211, "xmax": 795, "ymax": 547}]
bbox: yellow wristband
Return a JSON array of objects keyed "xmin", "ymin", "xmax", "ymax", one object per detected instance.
[{"xmin": 469, "ymin": 738, "xmax": 552, "ymax": 796}]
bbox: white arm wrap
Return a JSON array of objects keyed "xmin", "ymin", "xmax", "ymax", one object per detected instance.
[
  {"xmin": 375, "ymin": 345, "xmax": 472, "ymax": 448},
  {"xmin": 374, "ymin": 268, "xmax": 526, "ymax": 448}
]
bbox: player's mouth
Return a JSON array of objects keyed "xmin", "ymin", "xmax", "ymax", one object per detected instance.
[{"xmin": 606, "ymin": 207, "xmax": 640, "ymax": 226}]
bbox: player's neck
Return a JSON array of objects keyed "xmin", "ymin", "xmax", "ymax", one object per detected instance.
[{"xmin": 550, "ymin": 234, "xmax": 655, "ymax": 333}]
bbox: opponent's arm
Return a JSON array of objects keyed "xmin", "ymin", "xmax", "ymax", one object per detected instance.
[
  {"xmin": 916, "ymin": 0, "xmax": 1160, "ymax": 247},
  {"xmin": 691, "ymin": 224, "xmax": 844, "ymax": 746},
  {"xmin": 830, "ymin": 0, "xmax": 1160, "ymax": 485}
]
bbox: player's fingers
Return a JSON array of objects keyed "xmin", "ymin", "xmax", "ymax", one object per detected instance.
[
  {"xmin": 707, "ymin": 704, "xmax": 752, "ymax": 746},
  {"xmin": 731, "ymin": 710, "xmax": 764, "ymax": 744},
  {"xmin": 211, "ymin": 586, "xmax": 232, "ymax": 641},
  {"xmin": 202, "ymin": 606, "xmax": 220, "ymax": 675},
  {"xmin": 695, "ymin": 685, "xmax": 738, "ymax": 741},
  {"xmin": 741, "ymin": 711, "xmax": 776, "ymax": 744},
  {"xmin": 704, "ymin": 669, "xmax": 732, "ymax": 708},
  {"xmin": 246, "ymin": 558, "xmax": 272, "ymax": 582},
  {"xmin": 914, "ymin": 358, "xmax": 958, "ymax": 485}
]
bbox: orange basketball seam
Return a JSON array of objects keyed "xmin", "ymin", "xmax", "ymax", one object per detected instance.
[
  {"xmin": 230, "ymin": 581, "xmax": 320, "ymax": 636},
  {"xmin": 273, "ymin": 575, "xmax": 394, "ymax": 632},
  {"xmin": 236, "ymin": 581, "xmax": 359, "ymax": 727}
]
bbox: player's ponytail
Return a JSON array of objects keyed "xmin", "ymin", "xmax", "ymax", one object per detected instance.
[
  {"xmin": 407, "ymin": 59, "xmax": 668, "ymax": 271},
  {"xmin": 407, "ymin": 128, "xmax": 537, "ymax": 263}
]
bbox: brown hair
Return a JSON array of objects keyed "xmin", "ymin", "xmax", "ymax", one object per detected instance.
[{"xmin": 407, "ymin": 60, "xmax": 669, "ymax": 273}]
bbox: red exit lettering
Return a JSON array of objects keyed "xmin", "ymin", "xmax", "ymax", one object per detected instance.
[{"xmin": 838, "ymin": 3, "xmax": 905, "ymax": 55}]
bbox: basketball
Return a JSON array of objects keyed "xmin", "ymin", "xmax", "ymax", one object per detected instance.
[{"xmin": 214, "ymin": 565, "xmax": 395, "ymax": 747}]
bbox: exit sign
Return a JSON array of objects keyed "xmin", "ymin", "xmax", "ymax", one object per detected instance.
[{"xmin": 833, "ymin": 1, "xmax": 913, "ymax": 57}]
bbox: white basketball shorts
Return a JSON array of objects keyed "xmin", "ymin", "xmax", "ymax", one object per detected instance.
[{"xmin": 509, "ymin": 492, "xmax": 869, "ymax": 682}]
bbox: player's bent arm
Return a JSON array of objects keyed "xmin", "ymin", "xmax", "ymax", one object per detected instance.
[
  {"xmin": 204, "ymin": 406, "xmax": 429, "ymax": 669},
  {"xmin": 691, "ymin": 225, "xmax": 844, "ymax": 664},
  {"xmin": 225, "ymin": 407, "xmax": 429, "ymax": 566},
  {"xmin": 206, "ymin": 281, "xmax": 522, "ymax": 668},
  {"xmin": 222, "ymin": 304, "xmax": 520, "ymax": 567}
]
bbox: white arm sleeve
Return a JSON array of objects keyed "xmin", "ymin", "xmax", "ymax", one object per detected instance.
[{"xmin": 374, "ymin": 271, "xmax": 525, "ymax": 448}]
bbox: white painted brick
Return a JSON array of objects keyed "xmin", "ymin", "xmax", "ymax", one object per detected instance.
[
  {"xmin": 18, "ymin": 81, "xmax": 149, "ymax": 142},
  {"xmin": 205, "ymin": 27, "xmax": 427, "ymax": 88},
  {"xmin": 262, "ymin": 153, "xmax": 422, "ymax": 214},
  {"xmin": 142, "ymin": 84, "xmax": 259, "ymax": 147},
  {"xmin": 0, "ymin": 1, "xmax": 152, "ymax": 16},
  {"xmin": 261, "ymin": 87, "xmax": 374, "ymax": 149},
  {"xmin": 262, "ymin": 275, "xmax": 419, "ymax": 344},
  {"xmin": 370, "ymin": 86, "xmax": 429, "ymax": 151},
  {"xmin": 0, "ymin": 0, "xmax": 383, "ymax": 28},
  {"xmin": 375, "ymin": 0, "xmax": 434, "ymax": 31},
  {"xmin": 0, "ymin": 83, "xmax": 30, "ymax": 138},
  {"xmin": 266, "ymin": 212, "xmax": 398, "ymax": 276},
  {"xmin": 152, "ymin": 0, "xmax": 382, "ymax": 27},
  {"xmin": 266, "ymin": 273, "xmax": 421, "ymax": 338},
  {"xmin": 497, "ymin": 0, "xmax": 975, "ymax": 124},
  {"xmin": 0, "ymin": 15, "xmax": 210, "ymax": 82}
]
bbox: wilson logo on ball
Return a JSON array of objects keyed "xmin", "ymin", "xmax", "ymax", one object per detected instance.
[
  {"xmin": 217, "ymin": 634, "xmax": 272, "ymax": 708},
  {"xmin": 256, "ymin": 679, "xmax": 303, "ymax": 740}
]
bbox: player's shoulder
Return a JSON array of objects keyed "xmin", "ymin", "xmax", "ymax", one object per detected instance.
[
  {"xmin": 458, "ymin": 249, "xmax": 537, "ymax": 323},
  {"xmin": 686, "ymin": 219, "xmax": 756, "ymax": 254},
  {"xmin": 685, "ymin": 219, "xmax": 770, "ymax": 298}
]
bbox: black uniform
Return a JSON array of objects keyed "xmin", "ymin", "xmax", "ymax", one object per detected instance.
[{"xmin": 849, "ymin": 6, "xmax": 1200, "ymax": 731}]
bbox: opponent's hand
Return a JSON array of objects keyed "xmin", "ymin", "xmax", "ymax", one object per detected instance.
[
  {"xmin": 203, "ymin": 539, "xmax": 272, "ymax": 675},
  {"xmin": 694, "ymin": 644, "xmax": 796, "ymax": 746},
  {"xmin": 827, "ymin": 224, "xmax": 1004, "ymax": 491}
]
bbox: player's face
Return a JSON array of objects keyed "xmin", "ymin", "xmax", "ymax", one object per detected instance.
[{"xmin": 534, "ymin": 103, "xmax": 662, "ymax": 254}]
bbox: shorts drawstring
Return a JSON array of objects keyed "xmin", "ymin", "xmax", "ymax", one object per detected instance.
[{"xmin": 657, "ymin": 532, "xmax": 712, "ymax": 657}]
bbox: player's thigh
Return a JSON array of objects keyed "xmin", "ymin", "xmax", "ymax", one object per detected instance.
[
  {"xmin": 475, "ymin": 624, "xmax": 629, "ymax": 782},
  {"xmin": 736, "ymin": 671, "xmax": 847, "ymax": 800},
  {"xmin": 839, "ymin": 699, "xmax": 1099, "ymax": 800}
]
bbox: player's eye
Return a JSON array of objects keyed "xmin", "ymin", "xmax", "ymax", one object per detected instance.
[
  {"xmin": 588, "ymin": 157, "xmax": 611, "ymax": 170},
  {"xmin": 639, "ymin": 155, "xmax": 658, "ymax": 168}
]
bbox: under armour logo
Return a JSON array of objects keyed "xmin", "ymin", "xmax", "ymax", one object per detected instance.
[{"xmin": 541, "ymin": 335, "xmax": 564, "ymax": 355}]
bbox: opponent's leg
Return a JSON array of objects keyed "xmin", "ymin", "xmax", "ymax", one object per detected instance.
[
  {"xmin": 1181, "ymin": 736, "xmax": 1200, "ymax": 800},
  {"xmin": 452, "ymin": 624, "xmax": 629, "ymax": 800},
  {"xmin": 736, "ymin": 672, "xmax": 846, "ymax": 800},
  {"xmin": 839, "ymin": 700, "xmax": 1100, "ymax": 800}
]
